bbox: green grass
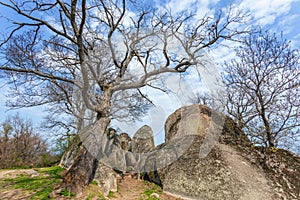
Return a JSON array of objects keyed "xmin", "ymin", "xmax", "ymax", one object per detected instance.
[
  {"xmin": 1, "ymin": 166, "xmax": 64, "ymax": 200},
  {"xmin": 143, "ymin": 184, "xmax": 162, "ymax": 200},
  {"xmin": 107, "ymin": 190, "xmax": 116, "ymax": 198},
  {"xmin": 84, "ymin": 184, "xmax": 106, "ymax": 200},
  {"xmin": 60, "ymin": 188, "xmax": 75, "ymax": 197},
  {"xmin": 91, "ymin": 180, "xmax": 98, "ymax": 185}
]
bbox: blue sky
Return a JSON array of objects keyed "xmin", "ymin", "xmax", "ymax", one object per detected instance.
[{"xmin": 0, "ymin": 0, "xmax": 300, "ymax": 144}]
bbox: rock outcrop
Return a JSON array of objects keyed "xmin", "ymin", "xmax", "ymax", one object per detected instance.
[
  {"xmin": 164, "ymin": 104, "xmax": 218, "ymax": 142},
  {"xmin": 94, "ymin": 161, "xmax": 118, "ymax": 196},
  {"xmin": 116, "ymin": 133, "xmax": 132, "ymax": 151},
  {"xmin": 59, "ymin": 125, "xmax": 155, "ymax": 196},
  {"xmin": 60, "ymin": 104, "xmax": 300, "ymax": 199},
  {"xmin": 59, "ymin": 135, "xmax": 83, "ymax": 170},
  {"xmin": 59, "ymin": 127, "xmax": 123, "ymax": 196},
  {"xmin": 145, "ymin": 104, "xmax": 277, "ymax": 200},
  {"xmin": 131, "ymin": 125, "xmax": 155, "ymax": 172},
  {"xmin": 131, "ymin": 125, "xmax": 155, "ymax": 154}
]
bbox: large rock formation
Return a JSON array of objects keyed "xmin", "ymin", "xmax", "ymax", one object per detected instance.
[
  {"xmin": 131, "ymin": 125, "xmax": 155, "ymax": 153},
  {"xmin": 164, "ymin": 104, "xmax": 217, "ymax": 142},
  {"xmin": 59, "ymin": 125, "xmax": 155, "ymax": 195},
  {"xmin": 94, "ymin": 161, "xmax": 117, "ymax": 196},
  {"xmin": 145, "ymin": 104, "xmax": 300, "ymax": 200},
  {"xmin": 59, "ymin": 104, "xmax": 300, "ymax": 199},
  {"xmin": 59, "ymin": 135, "xmax": 83, "ymax": 170},
  {"xmin": 59, "ymin": 127, "xmax": 122, "ymax": 196},
  {"xmin": 116, "ymin": 133, "xmax": 132, "ymax": 151},
  {"xmin": 131, "ymin": 125, "xmax": 155, "ymax": 172}
]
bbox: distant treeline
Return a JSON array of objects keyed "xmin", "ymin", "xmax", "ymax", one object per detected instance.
[{"xmin": 0, "ymin": 113, "xmax": 59, "ymax": 168}]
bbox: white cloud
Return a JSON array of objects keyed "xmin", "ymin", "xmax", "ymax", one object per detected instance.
[
  {"xmin": 165, "ymin": 0, "xmax": 197, "ymax": 14},
  {"xmin": 238, "ymin": 0, "xmax": 298, "ymax": 26},
  {"xmin": 161, "ymin": 0, "xmax": 220, "ymax": 18},
  {"xmin": 294, "ymin": 32, "xmax": 300, "ymax": 39},
  {"xmin": 122, "ymin": 11, "xmax": 137, "ymax": 28},
  {"xmin": 277, "ymin": 14, "xmax": 299, "ymax": 34}
]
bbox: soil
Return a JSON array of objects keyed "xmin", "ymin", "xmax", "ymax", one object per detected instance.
[{"xmin": 114, "ymin": 174, "xmax": 181, "ymax": 200}]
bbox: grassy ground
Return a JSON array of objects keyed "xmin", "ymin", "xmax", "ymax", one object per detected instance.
[
  {"xmin": 0, "ymin": 166, "xmax": 178, "ymax": 200},
  {"xmin": 0, "ymin": 166, "xmax": 105, "ymax": 200},
  {"xmin": 0, "ymin": 166, "xmax": 64, "ymax": 199}
]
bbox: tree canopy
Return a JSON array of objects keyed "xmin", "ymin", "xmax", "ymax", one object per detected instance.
[{"xmin": 223, "ymin": 29, "xmax": 300, "ymax": 149}]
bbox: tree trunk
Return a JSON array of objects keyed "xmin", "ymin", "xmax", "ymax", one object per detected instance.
[
  {"xmin": 60, "ymin": 146, "xmax": 98, "ymax": 195},
  {"xmin": 50, "ymin": 87, "xmax": 113, "ymax": 197},
  {"xmin": 52, "ymin": 116, "xmax": 111, "ymax": 197},
  {"xmin": 257, "ymin": 93, "xmax": 275, "ymax": 148}
]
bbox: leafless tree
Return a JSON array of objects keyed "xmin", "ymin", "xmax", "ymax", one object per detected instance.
[
  {"xmin": 223, "ymin": 28, "xmax": 300, "ymax": 150},
  {"xmin": 0, "ymin": 0, "xmax": 248, "ymax": 194},
  {"xmin": 0, "ymin": 113, "xmax": 48, "ymax": 168},
  {"xmin": 189, "ymin": 91, "xmax": 226, "ymax": 113},
  {"xmin": 190, "ymin": 92, "xmax": 214, "ymax": 106}
]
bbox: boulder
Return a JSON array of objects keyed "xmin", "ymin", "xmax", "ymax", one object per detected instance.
[
  {"xmin": 219, "ymin": 116, "xmax": 251, "ymax": 146},
  {"xmin": 59, "ymin": 135, "xmax": 83, "ymax": 169},
  {"xmin": 59, "ymin": 127, "xmax": 124, "ymax": 196},
  {"xmin": 87, "ymin": 129, "xmax": 131, "ymax": 172},
  {"xmin": 125, "ymin": 151, "xmax": 136, "ymax": 169},
  {"xmin": 145, "ymin": 104, "xmax": 276, "ymax": 200},
  {"xmin": 60, "ymin": 127, "xmax": 118, "ymax": 169},
  {"xmin": 164, "ymin": 104, "xmax": 223, "ymax": 142},
  {"xmin": 94, "ymin": 162, "xmax": 117, "ymax": 196},
  {"xmin": 131, "ymin": 125, "xmax": 155, "ymax": 172},
  {"xmin": 131, "ymin": 125, "xmax": 155, "ymax": 153},
  {"xmin": 115, "ymin": 132, "xmax": 132, "ymax": 151},
  {"xmin": 107, "ymin": 147, "xmax": 127, "ymax": 171}
]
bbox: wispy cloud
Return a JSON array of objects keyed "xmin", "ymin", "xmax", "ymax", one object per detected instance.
[{"xmin": 237, "ymin": 0, "xmax": 298, "ymax": 26}]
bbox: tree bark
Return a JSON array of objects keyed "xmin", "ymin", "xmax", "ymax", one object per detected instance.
[
  {"xmin": 52, "ymin": 115, "xmax": 111, "ymax": 197},
  {"xmin": 54, "ymin": 88, "xmax": 113, "ymax": 196},
  {"xmin": 60, "ymin": 146, "xmax": 98, "ymax": 195}
]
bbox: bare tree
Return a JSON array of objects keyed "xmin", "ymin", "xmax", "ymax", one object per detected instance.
[
  {"xmin": 0, "ymin": 0, "xmax": 248, "ymax": 194},
  {"xmin": 0, "ymin": 114, "xmax": 48, "ymax": 168},
  {"xmin": 189, "ymin": 91, "xmax": 226, "ymax": 113},
  {"xmin": 223, "ymin": 28, "xmax": 300, "ymax": 150},
  {"xmin": 190, "ymin": 91, "xmax": 214, "ymax": 106}
]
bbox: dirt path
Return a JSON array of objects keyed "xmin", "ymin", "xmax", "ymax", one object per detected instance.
[{"xmin": 114, "ymin": 175, "xmax": 180, "ymax": 200}]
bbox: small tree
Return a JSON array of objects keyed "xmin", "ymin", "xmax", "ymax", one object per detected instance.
[
  {"xmin": 0, "ymin": 114, "xmax": 48, "ymax": 168},
  {"xmin": 223, "ymin": 28, "xmax": 300, "ymax": 149}
]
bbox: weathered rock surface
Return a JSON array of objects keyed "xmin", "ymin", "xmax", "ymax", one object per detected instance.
[
  {"xmin": 131, "ymin": 125, "xmax": 155, "ymax": 172},
  {"xmin": 131, "ymin": 125, "xmax": 155, "ymax": 153},
  {"xmin": 60, "ymin": 104, "xmax": 300, "ymax": 199},
  {"xmin": 94, "ymin": 162, "xmax": 117, "ymax": 196},
  {"xmin": 164, "ymin": 104, "xmax": 223, "ymax": 142},
  {"xmin": 106, "ymin": 132, "xmax": 132, "ymax": 172},
  {"xmin": 59, "ymin": 135, "xmax": 83, "ymax": 169},
  {"xmin": 116, "ymin": 133, "xmax": 132, "ymax": 151},
  {"xmin": 125, "ymin": 151, "xmax": 136, "ymax": 169},
  {"xmin": 145, "ymin": 104, "xmax": 277, "ymax": 200},
  {"xmin": 59, "ymin": 127, "xmax": 125, "ymax": 196}
]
